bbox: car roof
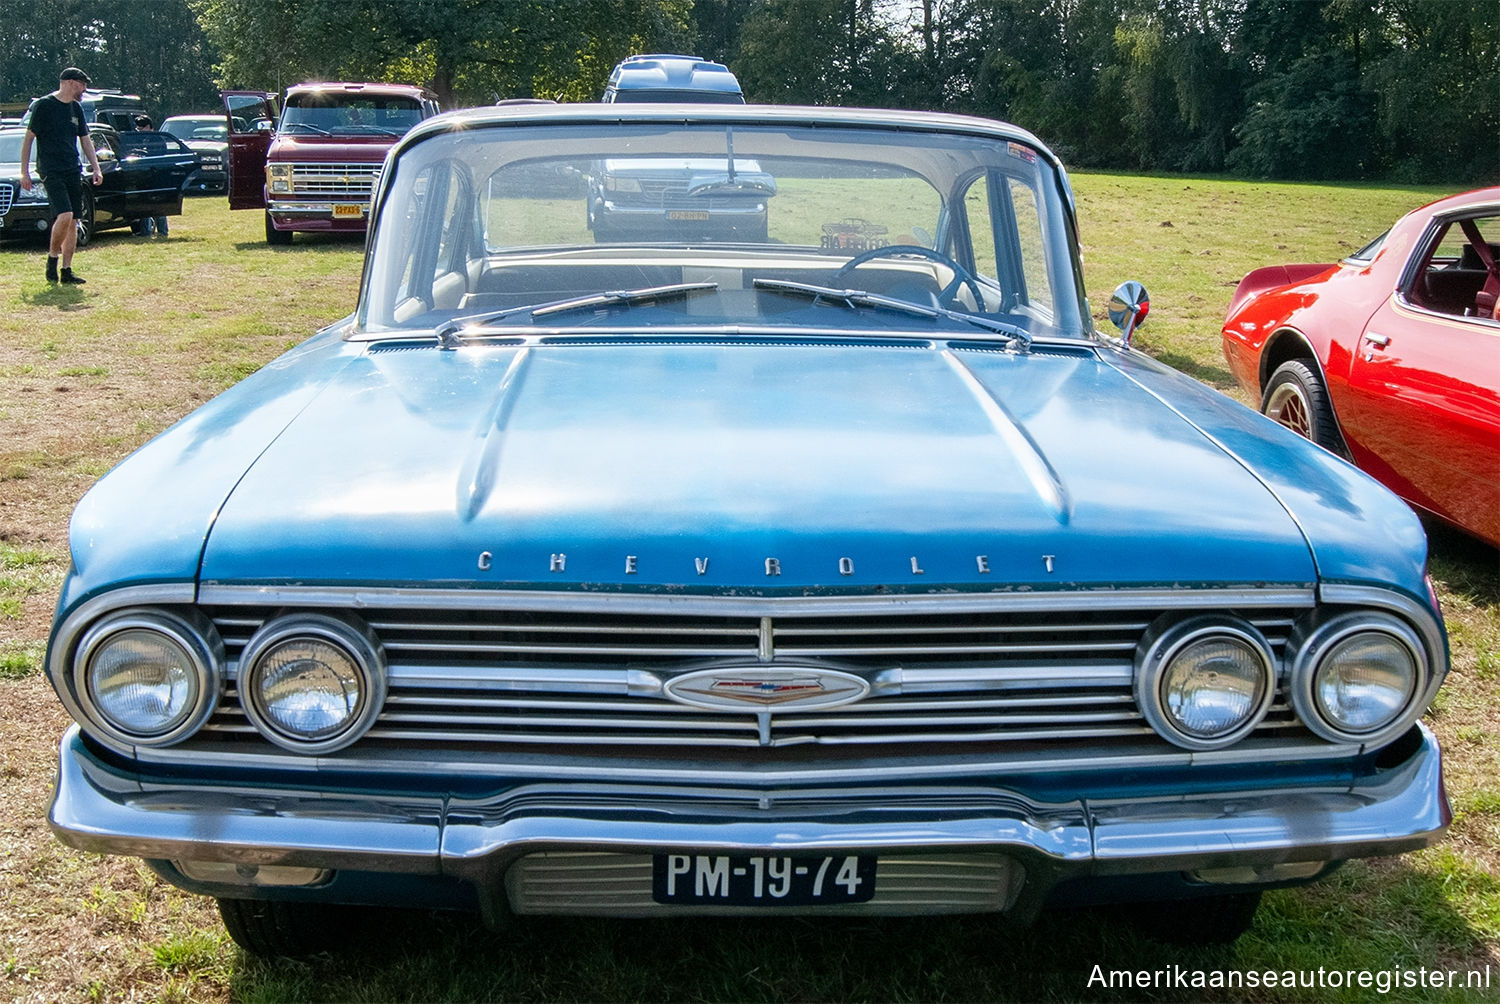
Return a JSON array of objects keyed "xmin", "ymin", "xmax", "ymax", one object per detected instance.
[
  {"xmin": 606, "ymin": 55, "xmax": 742, "ymax": 97},
  {"xmin": 403, "ymin": 103, "xmax": 1059, "ymax": 171},
  {"xmin": 288, "ymin": 82, "xmax": 437, "ymax": 100}
]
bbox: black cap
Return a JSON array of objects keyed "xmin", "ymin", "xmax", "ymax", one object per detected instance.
[{"xmin": 59, "ymin": 67, "xmax": 91, "ymax": 85}]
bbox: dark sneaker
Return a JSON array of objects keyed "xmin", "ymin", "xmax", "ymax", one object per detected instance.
[{"xmin": 60, "ymin": 270, "xmax": 86, "ymax": 285}]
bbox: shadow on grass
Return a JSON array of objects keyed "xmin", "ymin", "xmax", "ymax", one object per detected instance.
[
  {"xmin": 1425, "ymin": 519, "xmax": 1500, "ymax": 607},
  {"xmin": 227, "ymin": 859, "xmax": 1492, "ymax": 1003},
  {"xmin": 233, "ymin": 232, "xmax": 367, "ymax": 254},
  {"xmin": 19, "ymin": 285, "xmax": 87, "ymax": 309},
  {"xmin": 1153, "ymin": 349, "xmax": 1237, "ymax": 390}
]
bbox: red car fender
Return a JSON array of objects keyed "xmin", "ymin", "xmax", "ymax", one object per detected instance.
[{"xmin": 1225, "ymin": 263, "xmax": 1331, "ymax": 318}]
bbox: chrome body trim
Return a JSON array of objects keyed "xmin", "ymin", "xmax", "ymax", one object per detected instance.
[
  {"xmin": 50, "ymin": 723, "xmax": 1449, "ymax": 915},
  {"xmin": 195, "ymin": 583, "xmax": 1318, "ymax": 617}
]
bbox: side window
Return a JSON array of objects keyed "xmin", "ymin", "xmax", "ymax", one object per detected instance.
[
  {"xmin": 963, "ymin": 175, "xmax": 998, "ymax": 283},
  {"xmin": 1407, "ymin": 216, "xmax": 1500, "ymax": 318},
  {"xmin": 1008, "ymin": 178, "xmax": 1052, "ymax": 313},
  {"xmin": 388, "ymin": 159, "xmax": 472, "ymax": 322}
]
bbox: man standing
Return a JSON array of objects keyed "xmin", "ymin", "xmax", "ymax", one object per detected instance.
[{"xmin": 19, "ymin": 67, "xmax": 103, "ymax": 284}]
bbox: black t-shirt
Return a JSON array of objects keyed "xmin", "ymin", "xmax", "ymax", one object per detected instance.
[{"xmin": 29, "ymin": 95, "xmax": 87, "ymax": 177}]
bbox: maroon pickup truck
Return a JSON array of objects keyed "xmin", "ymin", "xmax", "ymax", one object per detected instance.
[{"xmin": 222, "ymin": 82, "xmax": 440, "ymax": 244}]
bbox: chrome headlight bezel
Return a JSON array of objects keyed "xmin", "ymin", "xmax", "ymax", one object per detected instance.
[
  {"xmin": 73, "ymin": 608, "xmax": 223, "ymax": 747},
  {"xmin": 237, "ymin": 613, "xmax": 386, "ymax": 754},
  {"xmin": 1134, "ymin": 615, "xmax": 1277, "ymax": 751},
  {"xmin": 1290, "ymin": 611, "xmax": 1426, "ymax": 746}
]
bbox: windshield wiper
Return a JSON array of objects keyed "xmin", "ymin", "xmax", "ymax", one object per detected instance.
[
  {"xmin": 434, "ymin": 282, "xmax": 719, "ymax": 348},
  {"xmin": 752, "ymin": 279, "xmax": 1032, "ymax": 350}
]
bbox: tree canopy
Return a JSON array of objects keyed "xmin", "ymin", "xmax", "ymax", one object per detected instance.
[{"xmin": 1, "ymin": 0, "xmax": 1494, "ymax": 183}]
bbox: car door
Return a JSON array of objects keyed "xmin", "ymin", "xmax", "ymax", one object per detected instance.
[
  {"xmin": 221, "ymin": 90, "xmax": 277, "ymax": 210},
  {"xmin": 116, "ymin": 132, "xmax": 198, "ymax": 216},
  {"xmin": 86, "ymin": 127, "xmax": 127, "ymax": 224},
  {"xmin": 1341, "ymin": 212, "xmax": 1500, "ymax": 543}
]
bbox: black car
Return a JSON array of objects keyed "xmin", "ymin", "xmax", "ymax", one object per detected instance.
[
  {"xmin": 160, "ymin": 114, "xmax": 231, "ymax": 194},
  {"xmin": 0, "ymin": 124, "xmax": 198, "ymax": 245}
]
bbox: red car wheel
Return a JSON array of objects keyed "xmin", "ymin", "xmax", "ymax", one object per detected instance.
[{"xmin": 1262, "ymin": 360, "xmax": 1343, "ymax": 454}]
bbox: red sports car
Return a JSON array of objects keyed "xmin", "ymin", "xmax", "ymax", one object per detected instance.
[{"xmin": 1222, "ymin": 187, "xmax": 1500, "ymax": 547}]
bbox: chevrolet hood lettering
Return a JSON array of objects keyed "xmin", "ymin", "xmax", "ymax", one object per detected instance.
[{"xmin": 665, "ymin": 666, "xmax": 870, "ymax": 711}]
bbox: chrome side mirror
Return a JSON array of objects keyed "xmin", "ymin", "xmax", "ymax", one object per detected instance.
[{"xmin": 1108, "ymin": 280, "xmax": 1150, "ymax": 347}]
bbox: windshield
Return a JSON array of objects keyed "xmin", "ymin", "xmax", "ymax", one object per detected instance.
[
  {"xmin": 281, "ymin": 94, "xmax": 424, "ymax": 137},
  {"xmin": 360, "ymin": 119, "xmax": 1086, "ymax": 341},
  {"xmin": 163, "ymin": 118, "xmax": 227, "ymax": 142},
  {"xmin": 0, "ymin": 132, "xmax": 21, "ymax": 162}
]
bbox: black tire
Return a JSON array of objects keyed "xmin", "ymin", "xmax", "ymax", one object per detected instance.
[
  {"xmin": 74, "ymin": 188, "xmax": 96, "ymax": 247},
  {"xmin": 1261, "ymin": 359, "xmax": 1343, "ymax": 453},
  {"xmin": 216, "ymin": 898, "xmax": 358, "ymax": 957},
  {"xmin": 265, "ymin": 210, "xmax": 293, "ymax": 246},
  {"xmin": 1131, "ymin": 890, "xmax": 1262, "ymax": 946}
]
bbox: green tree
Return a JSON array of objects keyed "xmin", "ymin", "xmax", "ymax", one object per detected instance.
[
  {"xmin": 190, "ymin": 0, "xmax": 692, "ymax": 107},
  {"xmin": 0, "ymin": 0, "xmax": 219, "ymax": 119}
]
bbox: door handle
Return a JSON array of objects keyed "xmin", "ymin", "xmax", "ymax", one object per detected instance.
[{"xmin": 1363, "ymin": 332, "xmax": 1391, "ymax": 349}]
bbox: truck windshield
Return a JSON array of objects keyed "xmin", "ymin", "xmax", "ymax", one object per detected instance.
[{"xmin": 282, "ymin": 95, "xmax": 424, "ymax": 137}]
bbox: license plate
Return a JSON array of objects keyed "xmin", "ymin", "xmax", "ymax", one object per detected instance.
[
  {"xmin": 652, "ymin": 853, "xmax": 876, "ymax": 906},
  {"xmin": 332, "ymin": 204, "xmax": 364, "ymax": 219},
  {"xmin": 667, "ymin": 210, "xmax": 710, "ymax": 221}
]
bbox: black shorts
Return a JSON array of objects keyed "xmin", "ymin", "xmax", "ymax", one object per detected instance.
[{"xmin": 41, "ymin": 171, "xmax": 84, "ymax": 220}]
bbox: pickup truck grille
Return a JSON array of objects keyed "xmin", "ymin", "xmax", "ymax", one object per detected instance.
[
  {"xmin": 0, "ymin": 184, "xmax": 13, "ymax": 216},
  {"xmin": 198, "ymin": 594, "xmax": 1310, "ymax": 754},
  {"xmin": 288, "ymin": 162, "xmax": 380, "ymax": 199}
]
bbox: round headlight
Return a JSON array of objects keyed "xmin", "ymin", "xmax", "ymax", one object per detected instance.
[
  {"xmin": 239, "ymin": 614, "xmax": 385, "ymax": 753},
  {"xmin": 1292, "ymin": 613, "xmax": 1423, "ymax": 744},
  {"xmin": 75, "ymin": 610, "xmax": 222, "ymax": 746},
  {"xmin": 1136, "ymin": 617, "xmax": 1276, "ymax": 750}
]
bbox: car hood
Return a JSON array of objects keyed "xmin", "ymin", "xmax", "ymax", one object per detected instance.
[
  {"xmin": 182, "ymin": 139, "xmax": 227, "ymax": 154},
  {"xmin": 198, "ymin": 338, "xmax": 1319, "ymax": 590}
]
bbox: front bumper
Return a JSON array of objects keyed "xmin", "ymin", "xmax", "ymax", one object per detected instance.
[
  {"xmin": 49, "ymin": 723, "xmax": 1449, "ymax": 920},
  {"xmin": 266, "ymin": 199, "xmax": 370, "ymax": 232}
]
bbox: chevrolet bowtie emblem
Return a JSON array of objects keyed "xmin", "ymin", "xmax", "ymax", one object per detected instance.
[{"xmin": 664, "ymin": 665, "xmax": 869, "ymax": 711}]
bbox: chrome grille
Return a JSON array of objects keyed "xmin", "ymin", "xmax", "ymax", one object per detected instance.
[
  {"xmin": 200, "ymin": 595, "xmax": 1308, "ymax": 753},
  {"xmin": 0, "ymin": 184, "xmax": 13, "ymax": 215},
  {"xmin": 289, "ymin": 161, "xmax": 380, "ymax": 198}
]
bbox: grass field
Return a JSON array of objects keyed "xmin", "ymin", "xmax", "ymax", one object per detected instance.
[{"xmin": 0, "ymin": 177, "xmax": 1495, "ymax": 1003}]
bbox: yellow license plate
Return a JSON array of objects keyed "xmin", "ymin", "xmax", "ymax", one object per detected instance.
[
  {"xmin": 332, "ymin": 204, "xmax": 364, "ymax": 219},
  {"xmin": 667, "ymin": 210, "xmax": 709, "ymax": 221}
]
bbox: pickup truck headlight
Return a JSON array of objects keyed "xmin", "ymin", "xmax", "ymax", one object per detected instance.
[
  {"xmin": 75, "ymin": 610, "xmax": 222, "ymax": 746},
  {"xmin": 1135, "ymin": 617, "xmax": 1275, "ymax": 750},
  {"xmin": 239, "ymin": 613, "xmax": 385, "ymax": 753},
  {"xmin": 267, "ymin": 163, "xmax": 292, "ymax": 193},
  {"xmin": 1291, "ymin": 612, "xmax": 1422, "ymax": 744}
]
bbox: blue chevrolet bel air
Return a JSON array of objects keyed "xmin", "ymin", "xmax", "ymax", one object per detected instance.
[{"xmin": 45, "ymin": 104, "xmax": 1450, "ymax": 956}]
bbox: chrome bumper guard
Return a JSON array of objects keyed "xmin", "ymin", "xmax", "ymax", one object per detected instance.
[{"xmin": 49, "ymin": 724, "xmax": 1449, "ymax": 920}]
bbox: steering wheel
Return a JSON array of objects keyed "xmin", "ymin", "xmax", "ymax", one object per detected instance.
[{"xmin": 830, "ymin": 244, "xmax": 985, "ymax": 309}]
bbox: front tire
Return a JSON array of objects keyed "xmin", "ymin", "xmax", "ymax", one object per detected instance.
[
  {"xmin": 1131, "ymin": 890, "xmax": 1262, "ymax": 946},
  {"xmin": 217, "ymin": 898, "xmax": 359, "ymax": 957},
  {"xmin": 1262, "ymin": 359, "xmax": 1343, "ymax": 453},
  {"xmin": 265, "ymin": 210, "xmax": 292, "ymax": 246}
]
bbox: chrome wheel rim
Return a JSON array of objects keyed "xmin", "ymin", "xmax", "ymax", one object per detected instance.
[{"xmin": 1265, "ymin": 383, "xmax": 1311, "ymax": 438}]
